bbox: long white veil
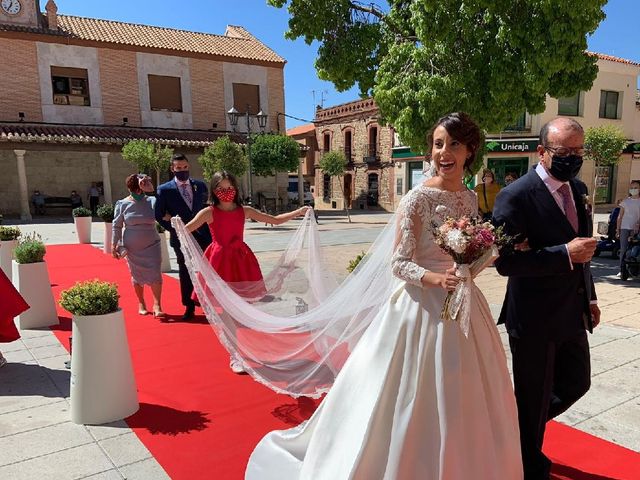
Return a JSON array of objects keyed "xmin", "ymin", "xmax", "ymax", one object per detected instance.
[{"xmin": 172, "ymin": 211, "xmax": 400, "ymax": 398}]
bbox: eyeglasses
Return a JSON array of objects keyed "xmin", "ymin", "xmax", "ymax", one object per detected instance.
[{"xmin": 543, "ymin": 146, "xmax": 586, "ymax": 158}]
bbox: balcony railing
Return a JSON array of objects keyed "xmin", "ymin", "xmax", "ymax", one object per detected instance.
[
  {"xmin": 344, "ymin": 147, "xmax": 354, "ymax": 167},
  {"xmin": 363, "ymin": 144, "xmax": 379, "ymax": 164}
]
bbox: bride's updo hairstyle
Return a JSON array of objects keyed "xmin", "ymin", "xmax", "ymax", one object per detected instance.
[{"xmin": 427, "ymin": 112, "xmax": 481, "ymax": 172}]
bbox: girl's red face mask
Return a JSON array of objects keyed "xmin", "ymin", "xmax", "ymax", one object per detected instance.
[{"xmin": 215, "ymin": 187, "xmax": 236, "ymax": 203}]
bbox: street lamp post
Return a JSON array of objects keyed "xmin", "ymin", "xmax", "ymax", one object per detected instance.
[{"xmin": 227, "ymin": 105, "xmax": 268, "ymax": 206}]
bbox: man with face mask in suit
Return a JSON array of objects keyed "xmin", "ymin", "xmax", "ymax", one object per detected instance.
[
  {"xmin": 155, "ymin": 154, "xmax": 212, "ymax": 320},
  {"xmin": 492, "ymin": 117, "xmax": 600, "ymax": 480}
]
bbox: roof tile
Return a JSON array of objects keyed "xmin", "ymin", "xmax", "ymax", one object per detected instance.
[
  {"xmin": 0, "ymin": 123, "xmax": 244, "ymax": 147},
  {"xmin": 0, "ymin": 14, "xmax": 285, "ymax": 64}
]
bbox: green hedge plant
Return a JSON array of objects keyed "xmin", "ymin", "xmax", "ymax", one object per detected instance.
[
  {"xmin": 96, "ymin": 204, "xmax": 115, "ymax": 223},
  {"xmin": 14, "ymin": 232, "xmax": 46, "ymax": 264},
  {"xmin": 59, "ymin": 280, "xmax": 119, "ymax": 316},
  {"xmin": 0, "ymin": 226, "xmax": 21, "ymax": 241},
  {"xmin": 72, "ymin": 207, "xmax": 92, "ymax": 218},
  {"xmin": 347, "ymin": 251, "xmax": 367, "ymax": 273}
]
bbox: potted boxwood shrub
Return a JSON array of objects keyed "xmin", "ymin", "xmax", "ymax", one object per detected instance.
[
  {"xmin": 72, "ymin": 207, "xmax": 93, "ymax": 244},
  {"xmin": 0, "ymin": 225, "xmax": 20, "ymax": 278},
  {"xmin": 12, "ymin": 233, "xmax": 58, "ymax": 329},
  {"xmin": 59, "ymin": 280, "xmax": 138, "ymax": 425},
  {"xmin": 97, "ymin": 204, "xmax": 115, "ymax": 255},
  {"xmin": 156, "ymin": 222, "xmax": 171, "ymax": 272}
]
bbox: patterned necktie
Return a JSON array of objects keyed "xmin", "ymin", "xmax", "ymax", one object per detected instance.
[
  {"xmin": 180, "ymin": 183, "xmax": 193, "ymax": 210},
  {"xmin": 558, "ymin": 183, "xmax": 579, "ymax": 233}
]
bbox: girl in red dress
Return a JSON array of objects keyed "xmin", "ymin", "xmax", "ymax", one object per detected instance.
[
  {"xmin": 0, "ymin": 268, "xmax": 28, "ymax": 367},
  {"xmin": 185, "ymin": 171, "xmax": 310, "ymax": 372}
]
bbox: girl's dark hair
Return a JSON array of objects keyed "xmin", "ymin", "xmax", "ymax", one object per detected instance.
[
  {"xmin": 126, "ymin": 174, "xmax": 140, "ymax": 193},
  {"xmin": 209, "ymin": 171, "xmax": 243, "ymax": 207},
  {"xmin": 427, "ymin": 112, "xmax": 481, "ymax": 171}
]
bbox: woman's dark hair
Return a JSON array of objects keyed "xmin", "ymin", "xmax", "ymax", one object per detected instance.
[
  {"xmin": 209, "ymin": 171, "xmax": 243, "ymax": 207},
  {"xmin": 126, "ymin": 174, "xmax": 141, "ymax": 193},
  {"xmin": 427, "ymin": 112, "xmax": 481, "ymax": 171},
  {"xmin": 482, "ymin": 168, "xmax": 495, "ymax": 180}
]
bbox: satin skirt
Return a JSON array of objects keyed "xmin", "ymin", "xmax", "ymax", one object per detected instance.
[{"xmin": 245, "ymin": 283, "xmax": 523, "ymax": 480}]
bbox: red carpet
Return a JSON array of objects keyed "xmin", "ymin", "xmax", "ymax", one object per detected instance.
[{"xmin": 44, "ymin": 244, "xmax": 640, "ymax": 480}]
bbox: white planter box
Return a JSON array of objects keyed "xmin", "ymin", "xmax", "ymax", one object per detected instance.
[
  {"xmin": 159, "ymin": 231, "xmax": 171, "ymax": 272},
  {"xmin": 12, "ymin": 260, "xmax": 59, "ymax": 329},
  {"xmin": 70, "ymin": 309, "xmax": 139, "ymax": 425},
  {"xmin": 103, "ymin": 222, "xmax": 113, "ymax": 255},
  {"xmin": 0, "ymin": 239, "xmax": 17, "ymax": 279},
  {"xmin": 74, "ymin": 216, "xmax": 92, "ymax": 244}
]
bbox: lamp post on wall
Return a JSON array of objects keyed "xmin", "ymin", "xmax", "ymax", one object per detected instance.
[{"xmin": 227, "ymin": 105, "xmax": 268, "ymax": 206}]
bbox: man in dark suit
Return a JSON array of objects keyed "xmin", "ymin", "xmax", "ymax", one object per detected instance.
[
  {"xmin": 493, "ymin": 118, "xmax": 600, "ymax": 480},
  {"xmin": 155, "ymin": 153, "xmax": 212, "ymax": 320}
]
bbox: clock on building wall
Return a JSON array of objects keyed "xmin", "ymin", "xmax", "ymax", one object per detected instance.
[{"xmin": 1, "ymin": 0, "xmax": 22, "ymax": 16}]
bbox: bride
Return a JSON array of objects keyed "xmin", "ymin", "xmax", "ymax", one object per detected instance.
[{"xmin": 244, "ymin": 112, "xmax": 523, "ymax": 479}]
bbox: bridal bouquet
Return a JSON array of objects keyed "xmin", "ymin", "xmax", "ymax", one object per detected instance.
[{"xmin": 433, "ymin": 216, "xmax": 509, "ymax": 334}]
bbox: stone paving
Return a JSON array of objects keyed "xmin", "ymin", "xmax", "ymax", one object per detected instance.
[{"xmin": 1, "ymin": 211, "xmax": 638, "ymax": 478}]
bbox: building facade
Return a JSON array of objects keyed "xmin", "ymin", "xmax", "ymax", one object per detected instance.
[
  {"xmin": 312, "ymin": 98, "xmax": 397, "ymax": 212},
  {"xmin": 0, "ymin": 0, "xmax": 287, "ymax": 218},
  {"xmin": 483, "ymin": 53, "xmax": 640, "ymax": 208}
]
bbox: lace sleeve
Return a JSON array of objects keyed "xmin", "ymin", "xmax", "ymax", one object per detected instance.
[{"xmin": 391, "ymin": 191, "xmax": 428, "ymax": 286}]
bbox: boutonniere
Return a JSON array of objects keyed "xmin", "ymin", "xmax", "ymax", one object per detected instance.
[
  {"xmin": 581, "ymin": 194, "xmax": 590, "ymax": 207},
  {"xmin": 193, "ymin": 184, "xmax": 198, "ymax": 193}
]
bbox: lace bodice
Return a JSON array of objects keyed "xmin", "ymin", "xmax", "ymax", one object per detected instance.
[{"xmin": 391, "ymin": 185, "xmax": 478, "ymax": 286}]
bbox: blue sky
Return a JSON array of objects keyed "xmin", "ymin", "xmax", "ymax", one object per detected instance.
[{"xmin": 52, "ymin": 0, "xmax": 639, "ymax": 129}]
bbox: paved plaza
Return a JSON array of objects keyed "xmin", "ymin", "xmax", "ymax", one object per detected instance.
[{"xmin": 1, "ymin": 212, "xmax": 639, "ymax": 478}]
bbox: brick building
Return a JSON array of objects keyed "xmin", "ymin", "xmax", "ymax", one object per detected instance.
[
  {"xmin": 0, "ymin": 0, "xmax": 286, "ymax": 219},
  {"xmin": 313, "ymin": 98, "xmax": 397, "ymax": 212}
]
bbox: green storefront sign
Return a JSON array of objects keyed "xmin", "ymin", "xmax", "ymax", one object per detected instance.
[
  {"xmin": 485, "ymin": 139, "xmax": 539, "ymax": 153},
  {"xmin": 391, "ymin": 147, "xmax": 424, "ymax": 159}
]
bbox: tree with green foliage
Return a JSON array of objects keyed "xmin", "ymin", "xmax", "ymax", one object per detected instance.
[
  {"xmin": 320, "ymin": 150, "xmax": 351, "ymax": 223},
  {"xmin": 249, "ymin": 134, "xmax": 302, "ymax": 208},
  {"xmin": 121, "ymin": 140, "xmax": 173, "ymax": 186},
  {"xmin": 198, "ymin": 136, "xmax": 248, "ymax": 181},
  {"xmin": 268, "ymin": 0, "xmax": 606, "ymax": 171},
  {"xmin": 585, "ymin": 125, "xmax": 628, "ymax": 207},
  {"xmin": 249, "ymin": 133, "xmax": 301, "ymax": 177}
]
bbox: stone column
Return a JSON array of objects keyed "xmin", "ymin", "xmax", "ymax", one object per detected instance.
[
  {"xmin": 14, "ymin": 149, "xmax": 32, "ymax": 221},
  {"xmin": 100, "ymin": 152, "xmax": 113, "ymax": 205}
]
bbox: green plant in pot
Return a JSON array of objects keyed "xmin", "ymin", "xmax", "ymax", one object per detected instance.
[
  {"xmin": 0, "ymin": 226, "xmax": 21, "ymax": 241},
  {"xmin": 14, "ymin": 232, "xmax": 46, "ymax": 264},
  {"xmin": 62, "ymin": 278, "xmax": 137, "ymax": 425},
  {"xmin": 96, "ymin": 204, "xmax": 115, "ymax": 223},
  {"xmin": 59, "ymin": 279, "xmax": 120, "ymax": 316},
  {"xmin": 72, "ymin": 207, "xmax": 92, "ymax": 218}
]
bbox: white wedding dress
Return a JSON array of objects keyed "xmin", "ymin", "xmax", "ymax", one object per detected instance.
[{"xmin": 245, "ymin": 185, "xmax": 523, "ymax": 480}]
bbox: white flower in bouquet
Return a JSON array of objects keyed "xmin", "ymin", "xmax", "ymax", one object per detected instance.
[{"xmin": 446, "ymin": 229, "xmax": 468, "ymax": 254}]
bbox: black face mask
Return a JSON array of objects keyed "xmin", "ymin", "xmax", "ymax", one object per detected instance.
[
  {"xmin": 174, "ymin": 170, "xmax": 190, "ymax": 182},
  {"xmin": 548, "ymin": 155, "xmax": 583, "ymax": 182}
]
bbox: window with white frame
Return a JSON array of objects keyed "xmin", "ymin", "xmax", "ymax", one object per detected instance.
[
  {"xmin": 599, "ymin": 90, "xmax": 620, "ymax": 119},
  {"xmin": 558, "ymin": 92, "xmax": 583, "ymax": 116}
]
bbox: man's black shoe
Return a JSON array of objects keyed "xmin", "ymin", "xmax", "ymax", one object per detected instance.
[{"xmin": 181, "ymin": 306, "xmax": 195, "ymax": 320}]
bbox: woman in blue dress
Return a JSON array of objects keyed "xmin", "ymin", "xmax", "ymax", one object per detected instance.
[{"xmin": 112, "ymin": 174, "xmax": 165, "ymax": 318}]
